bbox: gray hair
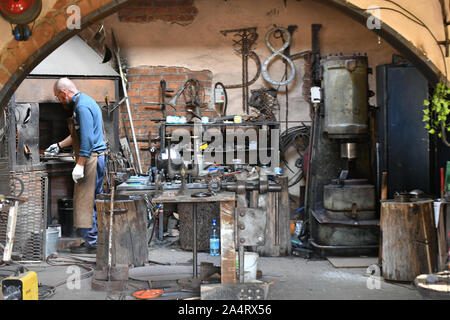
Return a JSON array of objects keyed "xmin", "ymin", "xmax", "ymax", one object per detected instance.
[{"xmin": 54, "ymin": 77, "xmax": 78, "ymax": 93}]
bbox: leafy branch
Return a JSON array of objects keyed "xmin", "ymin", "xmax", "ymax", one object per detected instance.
[{"xmin": 423, "ymin": 82, "xmax": 450, "ymax": 140}]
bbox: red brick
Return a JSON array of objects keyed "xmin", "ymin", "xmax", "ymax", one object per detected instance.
[
  {"xmin": 119, "ymin": 15, "xmax": 148, "ymax": 23},
  {"xmin": 90, "ymin": 0, "xmax": 112, "ymax": 10},
  {"xmin": 127, "ymin": 89, "xmax": 139, "ymax": 97},
  {"xmin": 130, "ymin": 82, "xmax": 143, "ymax": 89},
  {"xmin": 164, "ymin": 74, "xmax": 187, "ymax": 81},
  {"xmin": 11, "ymin": 40, "xmax": 39, "ymax": 65},
  {"xmin": 127, "ymin": 75, "xmax": 142, "ymax": 82},
  {"xmin": 128, "ymin": 67, "xmax": 154, "ymax": 75},
  {"xmin": 53, "ymin": 12, "xmax": 69, "ymax": 32},
  {"xmin": 138, "ymin": 75, "xmax": 161, "ymax": 82},
  {"xmin": 1, "ymin": 54, "xmax": 18, "ymax": 75},
  {"xmin": 141, "ymin": 89, "xmax": 159, "ymax": 97},
  {"xmin": 141, "ymin": 82, "xmax": 159, "ymax": 89},
  {"xmin": 129, "ymin": 97, "xmax": 143, "ymax": 104},
  {"xmin": 166, "ymin": 82, "xmax": 182, "ymax": 90},
  {"xmin": 0, "ymin": 67, "xmax": 10, "ymax": 88},
  {"xmin": 32, "ymin": 22, "xmax": 56, "ymax": 48},
  {"xmin": 78, "ymin": 0, "xmax": 97, "ymax": 16},
  {"xmin": 153, "ymin": 66, "xmax": 167, "ymax": 74},
  {"xmin": 155, "ymin": 7, "xmax": 170, "ymax": 15}
]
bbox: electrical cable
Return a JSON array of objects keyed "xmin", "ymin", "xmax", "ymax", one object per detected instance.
[
  {"xmin": 214, "ymin": 82, "xmax": 228, "ymax": 116},
  {"xmin": 279, "ymin": 124, "xmax": 310, "ymax": 187},
  {"xmin": 41, "ymin": 253, "xmax": 95, "ymax": 300},
  {"xmin": 365, "ymin": 1, "xmax": 448, "ymax": 79}
]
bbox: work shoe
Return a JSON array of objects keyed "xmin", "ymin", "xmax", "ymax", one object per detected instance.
[{"xmin": 70, "ymin": 242, "xmax": 97, "ymax": 254}]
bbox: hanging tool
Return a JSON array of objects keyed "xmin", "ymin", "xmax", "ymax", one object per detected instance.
[
  {"xmin": 111, "ymin": 29, "xmax": 143, "ymax": 175},
  {"xmin": 220, "ymin": 27, "xmax": 261, "ymax": 114},
  {"xmin": 311, "ymin": 24, "xmax": 322, "ymax": 86},
  {"xmin": 1, "ymin": 195, "xmax": 26, "ymax": 264},
  {"xmin": 284, "ymin": 25, "xmax": 297, "ymax": 131},
  {"xmin": 145, "ymin": 80, "xmax": 175, "ymax": 113},
  {"xmin": 160, "ymin": 79, "xmax": 167, "ymax": 118},
  {"xmin": 262, "ymin": 26, "xmax": 296, "ymax": 87},
  {"xmin": 103, "ymin": 96, "xmax": 127, "ymax": 118}
]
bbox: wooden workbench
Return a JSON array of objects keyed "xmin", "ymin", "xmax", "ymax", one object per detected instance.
[{"xmin": 152, "ymin": 190, "xmax": 236, "ymax": 284}]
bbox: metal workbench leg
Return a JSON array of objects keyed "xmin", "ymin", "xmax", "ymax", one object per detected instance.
[
  {"xmin": 158, "ymin": 210, "xmax": 164, "ymax": 240},
  {"xmin": 193, "ymin": 203, "xmax": 198, "ymax": 279}
]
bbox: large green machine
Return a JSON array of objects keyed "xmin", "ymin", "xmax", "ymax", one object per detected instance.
[{"xmin": 306, "ymin": 54, "xmax": 379, "ymax": 257}]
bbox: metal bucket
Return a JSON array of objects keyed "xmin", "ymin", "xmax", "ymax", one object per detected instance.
[{"xmin": 45, "ymin": 228, "xmax": 59, "ymax": 258}]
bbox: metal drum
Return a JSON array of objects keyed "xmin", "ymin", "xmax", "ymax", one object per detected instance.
[{"xmin": 321, "ymin": 54, "xmax": 369, "ymax": 139}]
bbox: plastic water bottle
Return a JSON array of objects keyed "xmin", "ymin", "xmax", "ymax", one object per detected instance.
[{"xmin": 210, "ymin": 219, "xmax": 220, "ymax": 256}]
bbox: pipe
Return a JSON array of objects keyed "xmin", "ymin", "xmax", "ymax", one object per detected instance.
[{"xmin": 112, "ymin": 32, "xmax": 143, "ymax": 175}]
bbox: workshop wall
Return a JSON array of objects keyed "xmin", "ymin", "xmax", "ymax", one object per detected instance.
[
  {"xmin": 0, "ymin": 0, "xmax": 448, "ymax": 108},
  {"xmin": 0, "ymin": 0, "xmax": 445, "ymax": 202},
  {"xmin": 102, "ymin": 0, "xmax": 399, "ymax": 196}
]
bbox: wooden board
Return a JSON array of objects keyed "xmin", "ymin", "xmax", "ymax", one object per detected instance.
[
  {"xmin": 380, "ymin": 200, "xmax": 438, "ymax": 281},
  {"xmin": 178, "ymin": 202, "xmax": 220, "ymax": 251},
  {"xmin": 220, "ymin": 200, "xmax": 236, "ymax": 284},
  {"xmin": 437, "ymin": 203, "xmax": 449, "ymax": 271},
  {"xmin": 96, "ymin": 196, "xmax": 149, "ymax": 269}
]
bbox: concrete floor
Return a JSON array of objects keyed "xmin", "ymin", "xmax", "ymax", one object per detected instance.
[{"xmin": 7, "ymin": 240, "xmax": 427, "ymax": 301}]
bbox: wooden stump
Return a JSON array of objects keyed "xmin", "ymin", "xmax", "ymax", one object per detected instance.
[
  {"xmin": 95, "ymin": 194, "xmax": 148, "ymax": 269},
  {"xmin": 380, "ymin": 199, "xmax": 438, "ymax": 281},
  {"xmin": 178, "ymin": 202, "xmax": 220, "ymax": 251}
]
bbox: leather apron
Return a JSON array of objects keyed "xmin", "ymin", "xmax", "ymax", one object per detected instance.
[{"xmin": 68, "ymin": 99, "xmax": 99, "ymax": 229}]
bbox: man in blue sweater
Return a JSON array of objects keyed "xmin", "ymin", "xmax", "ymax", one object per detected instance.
[{"xmin": 46, "ymin": 78, "xmax": 107, "ymax": 254}]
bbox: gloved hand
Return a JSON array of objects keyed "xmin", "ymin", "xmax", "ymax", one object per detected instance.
[
  {"xmin": 72, "ymin": 164, "xmax": 84, "ymax": 183},
  {"xmin": 44, "ymin": 143, "xmax": 60, "ymax": 156}
]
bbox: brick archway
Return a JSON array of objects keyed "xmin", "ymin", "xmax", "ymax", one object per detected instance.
[
  {"xmin": 0, "ymin": 0, "xmax": 130, "ymax": 107},
  {"xmin": 0, "ymin": 0, "xmax": 445, "ymax": 111}
]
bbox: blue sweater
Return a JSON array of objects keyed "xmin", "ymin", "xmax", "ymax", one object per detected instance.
[{"xmin": 72, "ymin": 92, "xmax": 106, "ymax": 158}]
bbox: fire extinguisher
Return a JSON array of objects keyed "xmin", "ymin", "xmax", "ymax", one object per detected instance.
[{"xmin": 0, "ymin": 0, "xmax": 42, "ymax": 41}]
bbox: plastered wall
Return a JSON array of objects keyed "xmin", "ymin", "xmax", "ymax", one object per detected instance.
[{"xmin": 105, "ymin": 0, "xmax": 398, "ymax": 119}]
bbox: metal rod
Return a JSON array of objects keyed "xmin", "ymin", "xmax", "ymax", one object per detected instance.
[
  {"xmin": 112, "ymin": 30, "xmax": 143, "ymax": 175},
  {"xmin": 193, "ymin": 203, "xmax": 198, "ymax": 279},
  {"xmin": 3, "ymin": 200, "xmax": 19, "ymax": 263},
  {"xmin": 275, "ymin": 192, "xmax": 279, "ymax": 246},
  {"xmin": 118, "ymin": 65, "xmax": 143, "ymax": 175},
  {"xmin": 239, "ymin": 245, "xmax": 245, "ymax": 283},
  {"xmin": 107, "ymin": 179, "xmax": 115, "ymax": 280}
]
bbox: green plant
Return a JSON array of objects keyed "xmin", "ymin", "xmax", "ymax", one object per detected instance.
[{"xmin": 423, "ymin": 82, "xmax": 450, "ymax": 138}]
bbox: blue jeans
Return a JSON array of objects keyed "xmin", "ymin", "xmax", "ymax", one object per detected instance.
[{"xmin": 80, "ymin": 154, "xmax": 106, "ymax": 247}]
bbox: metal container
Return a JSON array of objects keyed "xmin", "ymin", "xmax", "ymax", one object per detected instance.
[
  {"xmin": 321, "ymin": 54, "xmax": 369, "ymax": 138},
  {"xmin": 324, "ymin": 179, "xmax": 375, "ymax": 211},
  {"xmin": 340, "ymin": 142, "xmax": 358, "ymax": 159}
]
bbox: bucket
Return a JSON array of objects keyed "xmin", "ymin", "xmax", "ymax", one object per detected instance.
[
  {"xmin": 236, "ymin": 252, "xmax": 259, "ymax": 282},
  {"xmin": 45, "ymin": 228, "xmax": 59, "ymax": 258}
]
